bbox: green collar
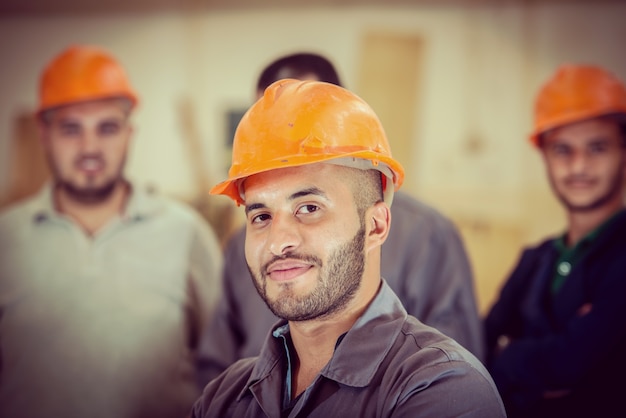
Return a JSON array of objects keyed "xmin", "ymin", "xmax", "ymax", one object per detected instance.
[{"xmin": 551, "ymin": 208, "xmax": 625, "ymax": 294}]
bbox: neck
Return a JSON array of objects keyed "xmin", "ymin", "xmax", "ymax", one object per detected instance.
[
  {"xmin": 287, "ymin": 312, "xmax": 359, "ymax": 399},
  {"xmin": 566, "ymin": 200, "xmax": 624, "ymax": 246},
  {"xmin": 55, "ymin": 181, "xmax": 130, "ymax": 235},
  {"xmin": 288, "ymin": 270, "xmax": 381, "ymax": 398}
]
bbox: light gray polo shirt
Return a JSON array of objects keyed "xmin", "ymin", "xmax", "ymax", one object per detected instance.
[{"xmin": 0, "ymin": 183, "xmax": 222, "ymax": 418}]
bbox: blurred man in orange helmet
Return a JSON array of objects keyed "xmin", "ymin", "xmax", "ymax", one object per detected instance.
[
  {"xmin": 0, "ymin": 45, "xmax": 222, "ymax": 418},
  {"xmin": 191, "ymin": 78, "xmax": 505, "ymax": 417},
  {"xmin": 196, "ymin": 52, "xmax": 484, "ymax": 388},
  {"xmin": 485, "ymin": 64, "xmax": 626, "ymax": 417}
]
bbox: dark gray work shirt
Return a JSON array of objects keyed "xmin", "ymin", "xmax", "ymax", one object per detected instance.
[
  {"xmin": 197, "ymin": 192, "xmax": 484, "ymax": 387},
  {"xmin": 192, "ymin": 281, "xmax": 505, "ymax": 418}
]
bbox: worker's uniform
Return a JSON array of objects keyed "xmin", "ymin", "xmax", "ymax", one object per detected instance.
[
  {"xmin": 193, "ymin": 280, "xmax": 505, "ymax": 418},
  {"xmin": 197, "ymin": 191, "xmax": 483, "ymax": 386}
]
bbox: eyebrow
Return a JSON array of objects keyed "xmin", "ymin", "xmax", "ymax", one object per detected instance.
[
  {"xmin": 244, "ymin": 186, "xmax": 327, "ymax": 215},
  {"xmin": 549, "ymin": 133, "xmax": 617, "ymax": 144}
]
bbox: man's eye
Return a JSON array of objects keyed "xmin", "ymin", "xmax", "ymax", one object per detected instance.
[
  {"xmin": 251, "ymin": 213, "xmax": 271, "ymax": 224},
  {"xmin": 59, "ymin": 124, "xmax": 81, "ymax": 136},
  {"xmin": 588, "ymin": 143, "xmax": 608, "ymax": 154},
  {"xmin": 551, "ymin": 145, "xmax": 571, "ymax": 156},
  {"xmin": 297, "ymin": 204, "xmax": 319, "ymax": 215},
  {"xmin": 99, "ymin": 122, "xmax": 121, "ymax": 136}
]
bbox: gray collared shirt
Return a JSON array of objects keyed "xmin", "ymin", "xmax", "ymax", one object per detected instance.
[
  {"xmin": 0, "ymin": 183, "xmax": 223, "ymax": 418},
  {"xmin": 192, "ymin": 281, "xmax": 505, "ymax": 418},
  {"xmin": 197, "ymin": 192, "xmax": 484, "ymax": 387}
]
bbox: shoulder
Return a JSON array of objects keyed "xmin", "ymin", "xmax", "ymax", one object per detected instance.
[
  {"xmin": 389, "ymin": 191, "xmax": 463, "ymax": 244},
  {"xmin": 0, "ymin": 195, "xmax": 40, "ymax": 236},
  {"xmin": 516, "ymin": 235, "xmax": 557, "ymax": 263},
  {"xmin": 134, "ymin": 189, "xmax": 212, "ymax": 233},
  {"xmin": 399, "ymin": 316, "xmax": 485, "ymax": 367},
  {"xmin": 193, "ymin": 357, "xmax": 257, "ymax": 415},
  {"xmin": 151, "ymin": 192, "xmax": 203, "ymax": 222},
  {"xmin": 131, "ymin": 189, "xmax": 221, "ymax": 253},
  {"xmin": 598, "ymin": 209, "xmax": 626, "ymax": 248},
  {"xmin": 387, "ymin": 319, "xmax": 505, "ymax": 415},
  {"xmin": 391, "ymin": 192, "xmax": 454, "ymax": 227}
]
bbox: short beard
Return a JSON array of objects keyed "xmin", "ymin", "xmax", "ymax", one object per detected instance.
[
  {"xmin": 57, "ymin": 179, "xmax": 120, "ymax": 204},
  {"xmin": 552, "ymin": 164, "xmax": 625, "ymax": 213},
  {"xmin": 249, "ymin": 224, "xmax": 366, "ymax": 322},
  {"xmin": 49, "ymin": 152, "xmax": 127, "ymax": 205}
]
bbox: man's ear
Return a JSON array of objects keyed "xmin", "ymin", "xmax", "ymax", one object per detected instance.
[{"xmin": 365, "ymin": 201, "xmax": 391, "ymax": 253}]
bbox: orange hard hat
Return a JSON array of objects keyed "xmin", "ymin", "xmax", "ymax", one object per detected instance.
[
  {"xmin": 37, "ymin": 45, "xmax": 138, "ymax": 115},
  {"xmin": 210, "ymin": 79, "xmax": 405, "ymax": 205},
  {"xmin": 530, "ymin": 64, "xmax": 626, "ymax": 146}
]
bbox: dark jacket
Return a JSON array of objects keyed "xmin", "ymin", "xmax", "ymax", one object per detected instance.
[{"xmin": 485, "ymin": 209, "xmax": 626, "ymax": 417}]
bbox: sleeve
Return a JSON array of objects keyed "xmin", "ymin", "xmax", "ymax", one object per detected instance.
[
  {"xmin": 493, "ymin": 265, "xmax": 626, "ymax": 403},
  {"xmin": 483, "ymin": 249, "xmax": 534, "ymax": 362},
  {"xmin": 186, "ymin": 210, "xmax": 223, "ymax": 357},
  {"xmin": 420, "ymin": 220, "xmax": 485, "ymax": 362},
  {"xmin": 486, "ymin": 244, "xmax": 626, "ymax": 409},
  {"xmin": 386, "ymin": 199, "xmax": 484, "ymax": 361}
]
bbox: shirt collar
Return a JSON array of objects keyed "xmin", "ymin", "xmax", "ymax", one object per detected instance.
[
  {"xmin": 239, "ymin": 279, "xmax": 407, "ymax": 400},
  {"xmin": 554, "ymin": 207, "xmax": 626, "ymax": 253},
  {"xmin": 28, "ymin": 183, "xmax": 57, "ymax": 223},
  {"xmin": 320, "ymin": 280, "xmax": 407, "ymax": 387},
  {"xmin": 28, "ymin": 182, "xmax": 163, "ymax": 224}
]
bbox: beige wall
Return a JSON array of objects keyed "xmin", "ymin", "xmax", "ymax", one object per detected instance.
[{"xmin": 1, "ymin": 2, "xmax": 625, "ymax": 312}]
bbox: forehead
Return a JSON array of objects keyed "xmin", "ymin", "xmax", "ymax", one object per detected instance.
[
  {"xmin": 45, "ymin": 98, "xmax": 130, "ymax": 122},
  {"xmin": 242, "ymin": 163, "xmax": 355, "ymax": 203},
  {"xmin": 543, "ymin": 117, "xmax": 622, "ymax": 146}
]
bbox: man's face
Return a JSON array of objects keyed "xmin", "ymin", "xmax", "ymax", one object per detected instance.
[
  {"xmin": 243, "ymin": 163, "xmax": 366, "ymax": 322},
  {"xmin": 40, "ymin": 99, "xmax": 132, "ymax": 203},
  {"xmin": 541, "ymin": 117, "xmax": 626, "ymax": 212}
]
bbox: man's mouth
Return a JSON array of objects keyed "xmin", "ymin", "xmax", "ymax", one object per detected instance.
[
  {"xmin": 564, "ymin": 177, "xmax": 595, "ymax": 188},
  {"xmin": 76, "ymin": 157, "xmax": 105, "ymax": 173},
  {"xmin": 266, "ymin": 259, "xmax": 314, "ymax": 282}
]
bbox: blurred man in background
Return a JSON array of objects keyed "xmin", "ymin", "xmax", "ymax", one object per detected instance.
[
  {"xmin": 197, "ymin": 52, "xmax": 484, "ymax": 386},
  {"xmin": 193, "ymin": 78, "xmax": 505, "ymax": 417},
  {"xmin": 485, "ymin": 64, "xmax": 626, "ymax": 417},
  {"xmin": 0, "ymin": 44, "xmax": 222, "ymax": 418}
]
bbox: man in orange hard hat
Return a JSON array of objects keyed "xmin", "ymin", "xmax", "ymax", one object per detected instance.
[
  {"xmin": 0, "ymin": 45, "xmax": 222, "ymax": 418},
  {"xmin": 485, "ymin": 64, "xmax": 626, "ymax": 417},
  {"xmin": 196, "ymin": 52, "xmax": 484, "ymax": 387},
  {"xmin": 191, "ymin": 78, "xmax": 506, "ymax": 417}
]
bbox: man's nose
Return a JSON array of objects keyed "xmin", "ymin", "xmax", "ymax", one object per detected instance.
[
  {"xmin": 79, "ymin": 130, "xmax": 100, "ymax": 153},
  {"xmin": 267, "ymin": 213, "xmax": 301, "ymax": 256},
  {"xmin": 569, "ymin": 149, "xmax": 590, "ymax": 173}
]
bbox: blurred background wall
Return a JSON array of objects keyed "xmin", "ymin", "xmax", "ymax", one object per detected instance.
[{"xmin": 1, "ymin": 0, "xmax": 624, "ymax": 314}]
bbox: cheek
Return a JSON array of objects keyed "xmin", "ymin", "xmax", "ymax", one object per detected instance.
[
  {"xmin": 104, "ymin": 137, "xmax": 130, "ymax": 161},
  {"xmin": 49, "ymin": 142, "xmax": 77, "ymax": 163},
  {"xmin": 546, "ymin": 160, "xmax": 567, "ymax": 180},
  {"xmin": 244, "ymin": 231, "xmax": 263, "ymax": 269}
]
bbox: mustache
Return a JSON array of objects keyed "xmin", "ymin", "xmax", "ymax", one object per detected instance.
[
  {"xmin": 263, "ymin": 252, "xmax": 322, "ymax": 275},
  {"xmin": 73, "ymin": 153, "xmax": 105, "ymax": 165},
  {"xmin": 563, "ymin": 174, "xmax": 595, "ymax": 184}
]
